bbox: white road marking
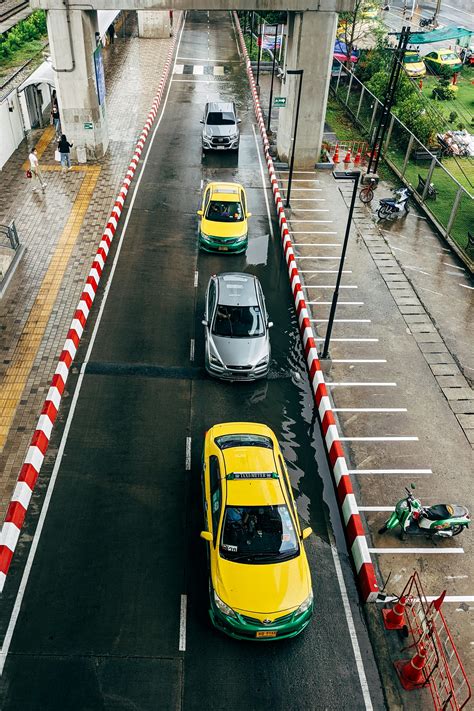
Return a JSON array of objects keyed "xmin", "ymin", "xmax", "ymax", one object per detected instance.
[
  {"xmin": 306, "ymin": 301, "xmax": 361, "ymax": 305},
  {"xmin": 291, "ymin": 215, "xmax": 330, "ymax": 219},
  {"xmin": 277, "ymin": 170, "xmax": 316, "ymax": 174},
  {"xmin": 303, "ymin": 284, "xmax": 358, "ymax": 289},
  {"xmin": 279, "ymin": 179, "xmax": 321, "ymax": 183},
  {"xmin": 293, "ymin": 243, "xmax": 340, "ymax": 247},
  {"xmin": 189, "ymin": 339, "xmax": 195, "ymax": 362},
  {"xmin": 178, "ymin": 56, "xmax": 238, "ymax": 62},
  {"xmin": 185, "ymin": 437, "xmax": 192, "ymax": 470},
  {"xmin": 445, "ymin": 575, "xmax": 468, "ymax": 580},
  {"xmin": 292, "ymin": 231, "xmax": 336, "ymax": 235},
  {"xmin": 311, "ymin": 319, "xmax": 371, "ymax": 323},
  {"xmin": 359, "ymin": 506, "xmax": 395, "ymax": 511},
  {"xmin": 284, "ymin": 188, "xmax": 322, "ymax": 192},
  {"xmin": 380, "ymin": 595, "xmax": 474, "ymax": 604},
  {"xmin": 327, "ymin": 528, "xmax": 373, "ymax": 710},
  {"xmin": 370, "ymin": 548, "xmax": 463, "ymax": 555},
  {"xmin": 172, "ymin": 78, "xmax": 228, "ymax": 83},
  {"xmin": 0, "ymin": 16, "xmax": 188, "ymax": 677},
  {"xmin": 200, "ymin": 179, "xmax": 203, "ymax": 190},
  {"xmin": 251, "ymin": 125, "xmax": 274, "ymax": 239},
  {"xmin": 297, "ymin": 256, "xmax": 340, "ymax": 260},
  {"xmin": 390, "ymin": 245, "xmax": 416, "ymax": 256},
  {"xmin": 334, "ymin": 407, "xmax": 407, "ymax": 412},
  {"xmin": 326, "ymin": 381, "xmax": 396, "ymax": 386},
  {"xmin": 417, "ymin": 286, "xmax": 444, "ymax": 296},
  {"xmin": 292, "ymin": 208, "xmax": 328, "ymax": 212},
  {"xmin": 301, "ymin": 270, "xmax": 352, "ymax": 274},
  {"xmin": 315, "ymin": 337, "xmax": 378, "ymax": 342},
  {"xmin": 443, "ymin": 262, "xmax": 465, "ymax": 271},
  {"xmin": 289, "ymin": 198, "xmax": 328, "ymax": 203},
  {"xmin": 350, "ymin": 469, "xmax": 432, "ymax": 474},
  {"xmin": 174, "ymin": 64, "xmax": 185, "ymax": 74},
  {"xmin": 194, "ymin": 270, "xmax": 199, "ymax": 287},
  {"xmin": 460, "ymin": 284, "xmax": 474, "ymax": 290},
  {"xmin": 403, "ymin": 265, "xmax": 431, "ymax": 277},
  {"xmin": 340, "ymin": 436, "xmax": 418, "ymax": 442},
  {"xmin": 179, "ymin": 594, "xmax": 187, "ymax": 651}
]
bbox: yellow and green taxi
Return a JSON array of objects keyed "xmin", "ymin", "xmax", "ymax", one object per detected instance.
[
  {"xmin": 424, "ymin": 49, "xmax": 462, "ymax": 75},
  {"xmin": 403, "ymin": 51, "xmax": 426, "ymax": 77},
  {"xmin": 200, "ymin": 422, "xmax": 313, "ymax": 641},
  {"xmin": 197, "ymin": 182, "xmax": 251, "ymax": 253}
]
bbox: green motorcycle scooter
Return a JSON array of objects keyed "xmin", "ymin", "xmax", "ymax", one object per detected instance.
[{"xmin": 379, "ymin": 484, "xmax": 470, "ymax": 541}]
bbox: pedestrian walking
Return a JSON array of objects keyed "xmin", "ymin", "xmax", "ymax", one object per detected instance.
[
  {"xmin": 28, "ymin": 148, "xmax": 46, "ymax": 191},
  {"xmin": 51, "ymin": 90, "xmax": 61, "ymax": 137},
  {"xmin": 58, "ymin": 134, "xmax": 73, "ymax": 171},
  {"xmin": 107, "ymin": 23, "xmax": 115, "ymax": 45}
]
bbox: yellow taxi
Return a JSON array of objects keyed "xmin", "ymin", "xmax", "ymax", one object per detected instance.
[
  {"xmin": 424, "ymin": 49, "xmax": 462, "ymax": 74},
  {"xmin": 200, "ymin": 422, "xmax": 313, "ymax": 640},
  {"xmin": 403, "ymin": 51, "xmax": 427, "ymax": 77},
  {"xmin": 197, "ymin": 182, "xmax": 251, "ymax": 253}
]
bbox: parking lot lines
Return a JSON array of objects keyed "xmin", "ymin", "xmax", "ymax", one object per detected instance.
[
  {"xmin": 349, "ymin": 469, "xmax": 433, "ymax": 474},
  {"xmin": 370, "ymin": 548, "xmax": 464, "ymax": 555},
  {"xmin": 326, "ymin": 382, "xmax": 396, "ymax": 387},
  {"xmin": 311, "ymin": 319, "xmax": 371, "ymax": 323},
  {"xmin": 293, "ymin": 243, "xmax": 340, "ymax": 247},
  {"xmin": 334, "ymin": 407, "xmax": 406, "ymax": 412}
]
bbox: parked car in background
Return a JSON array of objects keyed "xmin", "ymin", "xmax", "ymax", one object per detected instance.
[
  {"xmin": 403, "ymin": 51, "xmax": 427, "ymax": 77},
  {"xmin": 333, "ymin": 39, "xmax": 359, "ymax": 64},
  {"xmin": 197, "ymin": 182, "xmax": 251, "ymax": 253},
  {"xmin": 424, "ymin": 49, "xmax": 462, "ymax": 74},
  {"xmin": 201, "ymin": 101, "xmax": 240, "ymax": 153},
  {"xmin": 203, "ymin": 273, "xmax": 272, "ymax": 380}
]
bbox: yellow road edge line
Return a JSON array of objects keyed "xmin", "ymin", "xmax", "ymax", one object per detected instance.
[{"xmin": 0, "ymin": 165, "xmax": 101, "ymax": 451}]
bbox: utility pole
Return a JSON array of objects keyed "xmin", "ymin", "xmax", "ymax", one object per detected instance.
[
  {"xmin": 433, "ymin": 0, "xmax": 442, "ymax": 21},
  {"xmin": 367, "ymin": 26, "xmax": 411, "ymax": 175}
]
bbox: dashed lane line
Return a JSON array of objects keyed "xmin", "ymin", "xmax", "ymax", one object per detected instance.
[{"xmin": 179, "ymin": 594, "xmax": 187, "ymax": 651}]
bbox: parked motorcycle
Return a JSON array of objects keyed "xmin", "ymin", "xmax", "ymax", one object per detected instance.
[
  {"xmin": 377, "ymin": 186, "xmax": 412, "ymax": 219},
  {"xmin": 419, "ymin": 16, "xmax": 439, "ymax": 28},
  {"xmin": 379, "ymin": 484, "xmax": 470, "ymax": 540}
]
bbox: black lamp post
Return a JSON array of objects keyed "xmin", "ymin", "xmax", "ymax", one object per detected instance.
[
  {"xmin": 267, "ymin": 24, "xmax": 279, "ymax": 133},
  {"xmin": 256, "ymin": 20, "xmax": 262, "ymax": 86},
  {"xmin": 321, "ymin": 170, "xmax": 360, "ymax": 359},
  {"xmin": 284, "ymin": 68, "xmax": 304, "ymax": 209},
  {"xmin": 250, "ymin": 12, "xmax": 254, "ymax": 55}
]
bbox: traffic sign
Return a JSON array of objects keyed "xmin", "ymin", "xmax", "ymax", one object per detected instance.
[{"xmin": 273, "ymin": 96, "xmax": 286, "ymax": 108}]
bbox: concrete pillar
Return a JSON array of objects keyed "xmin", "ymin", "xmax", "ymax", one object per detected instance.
[
  {"xmin": 137, "ymin": 11, "xmax": 171, "ymax": 38},
  {"xmin": 277, "ymin": 11, "xmax": 337, "ymax": 168},
  {"xmin": 47, "ymin": 9, "xmax": 108, "ymax": 161}
]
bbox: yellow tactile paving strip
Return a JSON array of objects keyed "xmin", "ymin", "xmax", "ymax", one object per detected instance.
[
  {"xmin": 0, "ymin": 165, "xmax": 101, "ymax": 450},
  {"xmin": 21, "ymin": 126, "xmax": 55, "ymax": 170}
]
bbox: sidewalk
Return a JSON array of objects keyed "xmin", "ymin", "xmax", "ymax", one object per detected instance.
[
  {"xmin": 0, "ymin": 13, "xmax": 179, "ymax": 518},
  {"xmin": 257, "ymin": 69, "xmax": 474, "ymax": 701}
]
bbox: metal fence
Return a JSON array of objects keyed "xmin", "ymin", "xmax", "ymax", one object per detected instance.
[
  {"xmin": 0, "ymin": 221, "xmax": 20, "ymax": 251},
  {"xmin": 330, "ymin": 60, "xmax": 474, "ymax": 263}
]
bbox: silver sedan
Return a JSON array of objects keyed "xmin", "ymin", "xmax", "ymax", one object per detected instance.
[{"xmin": 202, "ymin": 273, "xmax": 272, "ymax": 381}]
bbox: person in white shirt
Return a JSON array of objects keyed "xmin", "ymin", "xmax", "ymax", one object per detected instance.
[{"xmin": 28, "ymin": 148, "xmax": 46, "ymax": 191}]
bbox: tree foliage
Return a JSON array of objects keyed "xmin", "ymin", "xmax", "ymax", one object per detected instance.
[{"xmin": 0, "ymin": 11, "xmax": 47, "ymax": 61}]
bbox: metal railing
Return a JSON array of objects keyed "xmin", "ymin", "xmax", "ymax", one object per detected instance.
[
  {"xmin": 0, "ymin": 221, "xmax": 20, "ymax": 250},
  {"xmin": 330, "ymin": 60, "xmax": 474, "ymax": 264}
]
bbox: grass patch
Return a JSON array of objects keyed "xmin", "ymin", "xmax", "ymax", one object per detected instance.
[
  {"xmin": 420, "ymin": 71, "xmax": 474, "ymax": 127},
  {"xmin": 0, "ymin": 39, "xmax": 47, "ymax": 80},
  {"xmin": 243, "ymin": 35, "xmax": 272, "ymax": 63}
]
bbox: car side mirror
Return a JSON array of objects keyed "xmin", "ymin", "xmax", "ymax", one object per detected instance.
[
  {"xmin": 202, "ymin": 319, "xmax": 208, "ymax": 327},
  {"xmin": 410, "ymin": 483, "xmax": 416, "ymax": 490},
  {"xmin": 197, "ymin": 209, "xmax": 203, "ymax": 216},
  {"xmin": 200, "ymin": 530, "xmax": 213, "ymax": 542},
  {"xmin": 301, "ymin": 527, "xmax": 312, "ymax": 540},
  {"xmin": 200, "ymin": 119, "xmax": 204, "ymax": 123},
  {"xmin": 237, "ymin": 118, "xmax": 242, "ymax": 124},
  {"xmin": 246, "ymin": 212, "xmax": 252, "ymax": 218},
  {"xmin": 268, "ymin": 321, "xmax": 274, "ymax": 328}
]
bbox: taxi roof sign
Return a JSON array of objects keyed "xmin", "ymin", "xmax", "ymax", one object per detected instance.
[{"xmin": 227, "ymin": 472, "xmax": 279, "ymax": 480}]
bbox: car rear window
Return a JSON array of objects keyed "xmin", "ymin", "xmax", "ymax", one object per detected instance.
[
  {"xmin": 215, "ymin": 434, "xmax": 273, "ymax": 450},
  {"xmin": 206, "ymin": 111, "xmax": 235, "ymax": 126}
]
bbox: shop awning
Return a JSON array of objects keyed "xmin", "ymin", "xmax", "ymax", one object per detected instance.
[
  {"xmin": 97, "ymin": 10, "xmax": 120, "ymax": 41},
  {"xmin": 393, "ymin": 27, "xmax": 473, "ymax": 44}
]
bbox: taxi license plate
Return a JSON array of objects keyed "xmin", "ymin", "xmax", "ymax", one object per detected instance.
[
  {"xmin": 218, "ymin": 246, "xmax": 228, "ymax": 251},
  {"xmin": 256, "ymin": 631, "xmax": 277, "ymax": 638}
]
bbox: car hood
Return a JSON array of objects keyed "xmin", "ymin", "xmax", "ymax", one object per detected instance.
[
  {"xmin": 214, "ymin": 553, "xmax": 311, "ymax": 615},
  {"xmin": 205, "ymin": 125, "xmax": 237, "ymax": 138},
  {"xmin": 201, "ymin": 218, "xmax": 247, "ymax": 239},
  {"xmin": 211, "ymin": 334, "xmax": 268, "ymax": 366}
]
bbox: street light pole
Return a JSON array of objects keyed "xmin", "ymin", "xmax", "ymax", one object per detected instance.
[
  {"xmin": 284, "ymin": 69, "xmax": 303, "ymax": 209},
  {"xmin": 256, "ymin": 20, "xmax": 262, "ymax": 86},
  {"xmin": 250, "ymin": 11, "xmax": 254, "ymax": 55},
  {"xmin": 321, "ymin": 170, "xmax": 360, "ymax": 359},
  {"xmin": 267, "ymin": 24, "xmax": 279, "ymax": 133}
]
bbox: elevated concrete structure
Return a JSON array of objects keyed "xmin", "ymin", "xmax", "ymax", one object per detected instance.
[{"xmin": 31, "ymin": 1, "xmax": 353, "ymax": 162}]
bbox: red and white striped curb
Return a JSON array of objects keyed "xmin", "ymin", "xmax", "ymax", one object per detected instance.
[
  {"xmin": 234, "ymin": 12, "xmax": 379, "ymax": 603},
  {"xmin": 0, "ymin": 22, "xmax": 182, "ymax": 594}
]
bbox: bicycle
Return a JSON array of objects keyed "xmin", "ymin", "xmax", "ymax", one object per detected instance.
[{"xmin": 359, "ymin": 177, "xmax": 377, "ymax": 204}]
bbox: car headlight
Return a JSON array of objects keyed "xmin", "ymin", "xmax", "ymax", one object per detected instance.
[
  {"xmin": 295, "ymin": 590, "xmax": 313, "ymax": 616},
  {"xmin": 256, "ymin": 356, "xmax": 269, "ymax": 367},
  {"xmin": 213, "ymin": 590, "xmax": 237, "ymax": 618},
  {"xmin": 209, "ymin": 354, "xmax": 222, "ymax": 365}
]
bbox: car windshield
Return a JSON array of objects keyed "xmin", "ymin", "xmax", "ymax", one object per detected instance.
[
  {"xmin": 440, "ymin": 53, "xmax": 456, "ymax": 61},
  {"xmin": 405, "ymin": 54, "xmax": 421, "ymax": 63},
  {"xmin": 212, "ymin": 305, "xmax": 264, "ymax": 338},
  {"xmin": 206, "ymin": 200, "xmax": 243, "ymax": 222},
  {"xmin": 216, "ymin": 434, "xmax": 273, "ymax": 450},
  {"xmin": 206, "ymin": 111, "xmax": 235, "ymax": 126},
  {"xmin": 220, "ymin": 505, "xmax": 299, "ymax": 563}
]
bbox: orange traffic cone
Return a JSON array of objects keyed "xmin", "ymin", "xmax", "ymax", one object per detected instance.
[
  {"xmin": 354, "ymin": 146, "xmax": 362, "ymax": 166},
  {"xmin": 394, "ymin": 645, "xmax": 428, "ymax": 691},
  {"xmin": 343, "ymin": 148, "xmax": 351, "ymax": 164},
  {"xmin": 382, "ymin": 596, "xmax": 408, "ymax": 630},
  {"xmin": 333, "ymin": 144, "xmax": 340, "ymax": 163}
]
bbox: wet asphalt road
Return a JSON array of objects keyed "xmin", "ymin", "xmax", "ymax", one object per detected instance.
[{"xmin": 0, "ymin": 12, "xmax": 385, "ymax": 711}]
